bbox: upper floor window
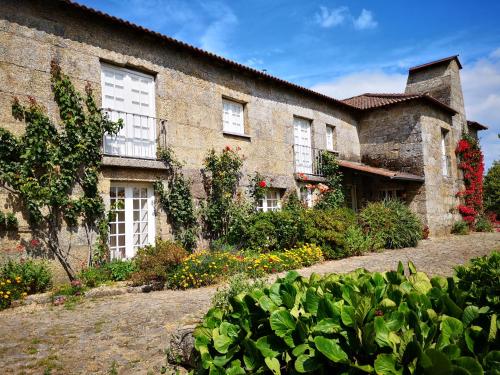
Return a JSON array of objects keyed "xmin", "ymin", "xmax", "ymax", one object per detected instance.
[
  {"xmin": 257, "ymin": 189, "xmax": 281, "ymax": 212},
  {"xmin": 222, "ymin": 98, "xmax": 245, "ymax": 135},
  {"xmin": 441, "ymin": 129, "xmax": 450, "ymax": 176},
  {"xmin": 326, "ymin": 125, "xmax": 337, "ymax": 151},
  {"xmin": 101, "ymin": 64, "xmax": 156, "ymax": 159}
]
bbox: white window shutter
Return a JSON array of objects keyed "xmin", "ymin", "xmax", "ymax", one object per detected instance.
[{"xmin": 222, "ymin": 99, "xmax": 244, "ymax": 134}]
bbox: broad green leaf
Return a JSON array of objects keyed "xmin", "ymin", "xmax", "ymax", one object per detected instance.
[
  {"xmin": 226, "ymin": 359, "xmax": 246, "ymax": 375},
  {"xmin": 462, "ymin": 306, "xmax": 480, "ymax": 327},
  {"xmin": 313, "ymin": 336, "xmax": 348, "ymax": 363},
  {"xmin": 295, "ymin": 354, "xmax": 321, "ymax": 373},
  {"xmin": 242, "ymin": 339, "xmax": 260, "ymax": 370},
  {"xmin": 213, "ymin": 332, "xmax": 232, "ymax": 354},
  {"xmin": 438, "ymin": 316, "xmax": 464, "ymax": 349},
  {"xmin": 256, "ymin": 336, "xmax": 280, "ymax": 358},
  {"xmin": 305, "ymin": 287, "xmax": 320, "ymax": 314},
  {"xmin": 374, "ymin": 354, "xmax": 401, "ymax": 375},
  {"xmin": 380, "ymin": 298, "xmax": 397, "ymax": 309},
  {"xmin": 270, "ymin": 310, "xmax": 296, "ymax": 337},
  {"xmin": 341, "ymin": 305, "xmax": 356, "ymax": 327},
  {"xmin": 443, "ymin": 344, "xmax": 461, "ymax": 360},
  {"xmin": 483, "ymin": 351, "xmax": 500, "ymax": 372},
  {"xmin": 284, "ymin": 271, "xmax": 301, "ymax": 283},
  {"xmin": 313, "ymin": 318, "xmax": 342, "ymax": 334},
  {"xmin": 269, "ymin": 283, "xmax": 282, "ymax": 305},
  {"xmin": 453, "ymin": 357, "xmax": 484, "ymax": 375},
  {"xmin": 489, "ymin": 314, "xmax": 497, "ymax": 343},
  {"xmin": 352, "ymin": 362, "xmax": 374, "ymax": 373},
  {"xmin": 265, "ymin": 357, "xmax": 281, "ymax": 375},
  {"xmin": 208, "ymin": 365, "xmax": 225, "ymax": 375},
  {"xmin": 292, "ymin": 343, "xmax": 311, "ymax": 357},
  {"xmin": 397, "ymin": 261, "xmax": 404, "ymax": 276},
  {"xmin": 408, "ymin": 261, "xmax": 417, "ymax": 275},
  {"xmin": 421, "ymin": 349, "xmax": 452, "ymax": 374},
  {"xmin": 220, "ymin": 322, "xmax": 239, "ymax": 338},
  {"xmin": 374, "ymin": 316, "xmax": 393, "ymax": 350},
  {"xmin": 259, "ymin": 295, "xmax": 278, "ymax": 312}
]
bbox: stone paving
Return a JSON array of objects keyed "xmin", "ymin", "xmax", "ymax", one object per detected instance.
[{"xmin": 1, "ymin": 232, "xmax": 499, "ymax": 374}]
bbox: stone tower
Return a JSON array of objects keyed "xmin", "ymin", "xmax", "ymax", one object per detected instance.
[{"xmin": 405, "ymin": 55, "xmax": 466, "ymax": 138}]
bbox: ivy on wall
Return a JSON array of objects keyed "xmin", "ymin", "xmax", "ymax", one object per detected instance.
[
  {"xmin": 456, "ymin": 134, "xmax": 485, "ymax": 225},
  {"xmin": 154, "ymin": 147, "xmax": 198, "ymax": 251},
  {"xmin": 314, "ymin": 151, "xmax": 345, "ymax": 210},
  {"xmin": 201, "ymin": 146, "xmax": 243, "ymax": 241},
  {"xmin": 0, "ymin": 60, "xmax": 122, "ymax": 280}
]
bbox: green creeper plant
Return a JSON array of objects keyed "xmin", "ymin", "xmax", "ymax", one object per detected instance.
[
  {"xmin": 315, "ymin": 150, "xmax": 345, "ymax": 210},
  {"xmin": 201, "ymin": 147, "xmax": 243, "ymax": 241},
  {"xmin": 154, "ymin": 147, "xmax": 198, "ymax": 251},
  {"xmin": 0, "ymin": 60, "xmax": 122, "ymax": 280},
  {"xmin": 484, "ymin": 160, "xmax": 500, "ymax": 216}
]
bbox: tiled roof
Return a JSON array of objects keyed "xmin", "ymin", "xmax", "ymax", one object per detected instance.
[
  {"xmin": 56, "ymin": 1, "xmax": 355, "ymax": 113},
  {"xmin": 341, "ymin": 93, "xmax": 457, "ymax": 115},
  {"xmin": 467, "ymin": 120, "xmax": 488, "ymax": 131},
  {"xmin": 338, "ymin": 160, "xmax": 424, "ymax": 182},
  {"xmin": 409, "ymin": 55, "xmax": 463, "ymax": 72}
]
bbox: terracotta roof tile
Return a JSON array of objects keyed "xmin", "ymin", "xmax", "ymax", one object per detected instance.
[{"xmin": 341, "ymin": 93, "xmax": 457, "ymax": 115}]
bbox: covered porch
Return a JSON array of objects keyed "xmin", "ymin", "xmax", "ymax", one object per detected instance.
[{"xmin": 338, "ymin": 160, "xmax": 425, "ymax": 211}]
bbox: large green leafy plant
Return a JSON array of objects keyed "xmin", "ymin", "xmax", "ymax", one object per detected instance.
[
  {"xmin": 193, "ymin": 253, "xmax": 500, "ymax": 374},
  {"xmin": 0, "ymin": 61, "xmax": 122, "ymax": 280}
]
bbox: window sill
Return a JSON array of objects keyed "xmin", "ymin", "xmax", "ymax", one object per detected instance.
[
  {"xmin": 102, "ymin": 155, "xmax": 168, "ymax": 170},
  {"xmin": 223, "ymin": 131, "xmax": 251, "ymax": 140}
]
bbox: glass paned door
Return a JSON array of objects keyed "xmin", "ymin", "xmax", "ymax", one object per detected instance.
[
  {"xmin": 294, "ymin": 117, "xmax": 312, "ymax": 174},
  {"xmin": 109, "ymin": 184, "xmax": 155, "ymax": 259}
]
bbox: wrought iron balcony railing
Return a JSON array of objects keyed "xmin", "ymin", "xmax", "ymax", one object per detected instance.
[
  {"xmin": 293, "ymin": 144, "xmax": 338, "ymax": 176},
  {"xmin": 103, "ymin": 108, "xmax": 159, "ymax": 159}
]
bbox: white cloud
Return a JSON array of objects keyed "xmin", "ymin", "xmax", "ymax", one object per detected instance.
[
  {"xmin": 314, "ymin": 6, "xmax": 348, "ymax": 28},
  {"xmin": 310, "ymin": 70, "xmax": 406, "ymax": 99},
  {"xmin": 199, "ymin": 3, "xmax": 238, "ymax": 56},
  {"xmin": 461, "ymin": 53, "xmax": 500, "ymax": 169},
  {"xmin": 310, "ymin": 52, "xmax": 500, "ymax": 169},
  {"xmin": 353, "ymin": 9, "xmax": 378, "ymax": 30},
  {"xmin": 245, "ymin": 58, "xmax": 264, "ymax": 67}
]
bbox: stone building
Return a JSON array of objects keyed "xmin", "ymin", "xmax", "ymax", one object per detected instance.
[{"xmin": 0, "ymin": 1, "xmax": 488, "ymax": 265}]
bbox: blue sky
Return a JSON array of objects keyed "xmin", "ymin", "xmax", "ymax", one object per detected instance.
[{"xmin": 81, "ymin": 0, "xmax": 499, "ymax": 169}]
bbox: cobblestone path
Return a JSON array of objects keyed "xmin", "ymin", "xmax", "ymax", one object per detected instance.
[{"xmin": 1, "ymin": 232, "xmax": 499, "ymax": 374}]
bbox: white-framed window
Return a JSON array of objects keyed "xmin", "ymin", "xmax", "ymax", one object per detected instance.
[
  {"xmin": 378, "ymin": 188, "xmax": 403, "ymax": 200},
  {"xmin": 101, "ymin": 64, "xmax": 156, "ymax": 159},
  {"xmin": 300, "ymin": 186, "xmax": 314, "ymax": 208},
  {"xmin": 441, "ymin": 129, "xmax": 450, "ymax": 176},
  {"xmin": 109, "ymin": 183, "xmax": 155, "ymax": 259},
  {"xmin": 222, "ymin": 98, "xmax": 245, "ymax": 134},
  {"xmin": 326, "ymin": 125, "xmax": 336, "ymax": 151},
  {"xmin": 294, "ymin": 117, "xmax": 313, "ymax": 174},
  {"xmin": 257, "ymin": 189, "xmax": 282, "ymax": 212}
]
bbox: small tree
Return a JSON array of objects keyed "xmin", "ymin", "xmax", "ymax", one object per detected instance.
[
  {"xmin": 484, "ymin": 160, "xmax": 500, "ymax": 216},
  {"xmin": 0, "ymin": 61, "xmax": 121, "ymax": 280}
]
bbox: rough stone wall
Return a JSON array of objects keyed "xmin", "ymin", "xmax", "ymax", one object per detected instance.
[
  {"xmin": 419, "ymin": 108, "xmax": 461, "ymax": 236},
  {"xmin": 0, "ymin": 0, "xmax": 359, "ymax": 271},
  {"xmin": 358, "ymin": 102, "xmax": 426, "ymax": 176}
]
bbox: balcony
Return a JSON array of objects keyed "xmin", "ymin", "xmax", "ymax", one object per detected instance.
[
  {"xmin": 103, "ymin": 108, "xmax": 160, "ymax": 159},
  {"xmin": 293, "ymin": 144, "xmax": 338, "ymax": 177}
]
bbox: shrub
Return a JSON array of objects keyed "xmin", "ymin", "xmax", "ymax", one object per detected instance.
[
  {"xmin": 484, "ymin": 160, "xmax": 500, "ymax": 216},
  {"xmin": 452, "ymin": 220, "xmax": 470, "ymax": 235},
  {"xmin": 454, "ymin": 251, "xmax": 500, "ymax": 312},
  {"xmin": 211, "ymin": 274, "xmax": 267, "ymax": 313},
  {"xmin": 193, "ymin": 258, "xmax": 500, "ymax": 374},
  {"xmin": 301, "ymin": 207, "xmax": 357, "ymax": 259},
  {"xmin": 475, "ymin": 215, "xmax": 493, "ymax": 232},
  {"xmin": 106, "ymin": 259, "xmax": 136, "ymax": 281},
  {"xmin": 169, "ymin": 250, "xmax": 246, "ymax": 289},
  {"xmin": 343, "ymin": 225, "xmax": 384, "ymax": 256},
  {"xmin": 79, "ymin": 266, "xmax": 110, "ymax": 288},
  {"xmin": 0, "ymin": 275, "xmax": 27, "ymax": 309},
  {"xmin": 360, "ymin": 199, "xmax": 422, "ymax": 249},
  {"xmin": 131, "ymin": 240, "xmax": 188, "ymax": 286},
  {"xmin": 0, "ymin": 258, "xmax": 52, "ymax": 294}
]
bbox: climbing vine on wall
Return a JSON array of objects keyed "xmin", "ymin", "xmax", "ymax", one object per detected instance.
[
  {"xmin": 0, "ymin": 60, "xmax": 122, "ymax": 279},
  {"xmin": 154, "ymin": 147, "xmax": 198, "ymax": 251},
  {"xmin": 314, "ymin": 151, "xmax": 345, "ymax": 210},
  {"xmin": 249, "ymin": 172, "xmax": 268, "ymax": 205},
  {"xmin": 455, "ymin": 133, "xmax": 484, "ymax": 225},
  {"xmin": 201, "ymin": 146, "xmax": 243, "ymax": 240}
]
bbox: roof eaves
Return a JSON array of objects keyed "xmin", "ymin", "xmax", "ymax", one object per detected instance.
[
  {"xmin": 409, "ymin": 55, "xmax": 463, "ymax": 72},
  {"xmin": 467, "ymin": 120, "xmax": 488, "ymax": 130},
  {"xmin": 60, "ymin": 1, "xmax": 357, "ymax": 113}
]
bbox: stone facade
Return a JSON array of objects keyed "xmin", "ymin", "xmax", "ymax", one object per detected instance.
[{"xmin": 0, "ymin": 1, "xmax": 486, "ymax": 276}]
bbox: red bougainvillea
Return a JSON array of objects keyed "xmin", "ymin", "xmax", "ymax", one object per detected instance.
[{"xmin": 455, "ymin": 135, "xmax": 484, "ymax": 224}]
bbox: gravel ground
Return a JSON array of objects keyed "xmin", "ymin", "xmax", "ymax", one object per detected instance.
[{"xmin": 1, "ymin": 232, "xmax": 499, "ymax": 374}]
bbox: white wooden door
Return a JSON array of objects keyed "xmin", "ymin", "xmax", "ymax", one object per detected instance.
[
  {"xmin": 101, "ymin": 64, "xmax": 156, "ymax": 159},
  {"xmin": 294, "ymin": 117, "xmax": 312, "ymax": 173},
  {"xmin": 109, "ymin": 183, "xmax": 155, "ymax": 259}
]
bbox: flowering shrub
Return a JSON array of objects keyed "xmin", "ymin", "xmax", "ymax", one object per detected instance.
[
  {"xmin": 0, "ymin": 257, "xmax": 52, "ymax": 294},
  {"xmin": 0, "ymin": 275, "xmax": 27, "ymax": 309},
  {"xmin": 455, "ymin": 135, "xmax": 484, "ymax": 225},
  {"xmin": 168, "ymin": 244, "xmax": 324, "ymax": 289}
]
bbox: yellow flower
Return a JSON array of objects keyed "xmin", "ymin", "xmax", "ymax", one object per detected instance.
[
  {"xmin": 22, "ymin": 292, "xmax": 27, "ymax": 297},
  {"xmin": 6, "ymin": 279, "xmax": 11, "ymax": 284}
]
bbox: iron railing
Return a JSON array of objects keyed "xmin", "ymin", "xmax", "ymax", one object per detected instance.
[
  {"xmin": 103, "ymin": 108, "xmax": 163, "ymax": 159},
  {"xmin": 293, "ymin": 144, "xmax": 338, "ymax": 176}
]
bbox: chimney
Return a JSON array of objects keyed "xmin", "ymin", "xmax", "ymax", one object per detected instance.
[{"xmin": 405, "ymin": 55, "xmax": 466, "ymax": 131}]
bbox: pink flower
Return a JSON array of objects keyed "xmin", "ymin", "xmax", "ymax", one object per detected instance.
[
  {"xmin": 259, "ymin": 180, "xmax": 267, "ymax": 188},
  {"xmin": 30, "ymin": 239, "xmax": 40, "ymax": 247}
]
